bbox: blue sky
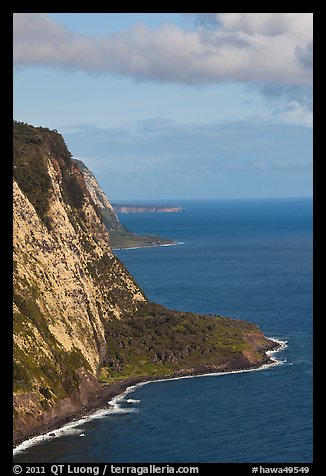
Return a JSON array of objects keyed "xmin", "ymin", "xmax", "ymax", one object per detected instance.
[{"xmin": 13, "ymin": 13, "xmax": 313, "ymax": 200}]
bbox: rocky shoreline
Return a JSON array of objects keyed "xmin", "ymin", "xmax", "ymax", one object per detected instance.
[{"xmin": 14, "ymin": 339, "xmax": 281, "ymax": 450}]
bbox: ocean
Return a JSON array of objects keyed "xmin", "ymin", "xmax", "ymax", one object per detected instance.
[{"xmin": 13, "ymin": 198, "xmax": 313, "ymax": 463}]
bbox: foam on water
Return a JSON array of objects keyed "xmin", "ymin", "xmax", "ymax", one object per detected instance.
[
  {"xmin": 266, "ymin": 338, "xmax": 288, "ymax": 363},
  {"xmin": 13, "ymin": 395, "xmax": 138, "ymax": 455},
  {"xmin": 13, "ymin": 421, "xmax": 86, "ymax": 455}
]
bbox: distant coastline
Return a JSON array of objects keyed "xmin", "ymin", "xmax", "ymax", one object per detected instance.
[
  {"xmin": 113, "ymin": 241, "xmax": 184, "ymax": 251},
  {"xmin": 113, "ymin": 204, "xmax": 182, "ymax": 214}
]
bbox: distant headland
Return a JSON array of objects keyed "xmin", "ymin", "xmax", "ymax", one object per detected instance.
[{"xmin": 112, "ymin": 204, "xmax": 182, "ymax": 214}]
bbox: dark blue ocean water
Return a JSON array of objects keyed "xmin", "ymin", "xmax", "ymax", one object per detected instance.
[{"xmin": 14, "ymin": 198, "xmax": 312, "ymax": 463}]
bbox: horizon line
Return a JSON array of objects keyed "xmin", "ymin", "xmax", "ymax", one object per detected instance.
[{"xmin": 110, "ymin": 196, "xmax": 313, "ymax": 203}]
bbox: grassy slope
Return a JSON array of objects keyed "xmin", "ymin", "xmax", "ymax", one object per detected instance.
[{"xmin": 99, "ymin": 302, "xmax": 273, "ymax": 384}]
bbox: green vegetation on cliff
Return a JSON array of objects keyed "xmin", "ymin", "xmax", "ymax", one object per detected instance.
[
  {"xmin": 13, "ymin": 122, "xmax": 53, "ymax": 226},
  {"xmin": 13, "ymin": 121, "xmax": 91, "ymax": 230},
  {"xmin": 99, "ymin": 301, "xmax": 272, "ymax": 383}
]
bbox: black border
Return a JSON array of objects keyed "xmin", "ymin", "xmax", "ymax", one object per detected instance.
[{"xmin": 9, "ymin": 8, "xmax": 318, "ymax": 474}]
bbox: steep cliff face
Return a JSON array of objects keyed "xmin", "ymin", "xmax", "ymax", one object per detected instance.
[
  {"xmin": 13, "ymin": 121, "xmax": 277, "ymax": 444},
  {"xmin": 13, "ymin": 122, "xmax": 145, "ymax": 440},
  {"xmin": 73, "ymin": 159, "xmax": 173, "ymax": 249},
  {"xmin": 73, "ymin": 159, "xmax": 125, "ymax": 236}
]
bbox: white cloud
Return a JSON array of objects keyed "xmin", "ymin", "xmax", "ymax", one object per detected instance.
[
  {"xmin": 216, "ymin": 13, "xmax": 312, "ymax": 39},
  {"xmin": 13, "ymin": 13, "xmax": 313, "ymax": 87}
]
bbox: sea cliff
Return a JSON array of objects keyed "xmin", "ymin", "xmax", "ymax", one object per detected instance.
[{"xmin": 13, "ymin": 121, "xmax": 278, "ymax": 445}]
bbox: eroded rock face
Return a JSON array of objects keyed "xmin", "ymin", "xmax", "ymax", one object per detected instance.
[{"xmin": 13, "ymin": 122, "xmax": 145, "ymax": 441}]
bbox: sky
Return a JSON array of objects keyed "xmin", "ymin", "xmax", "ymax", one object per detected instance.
[{"xmin": 13, "ymin": 13, "xmax": 313, "ymax": 201}]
